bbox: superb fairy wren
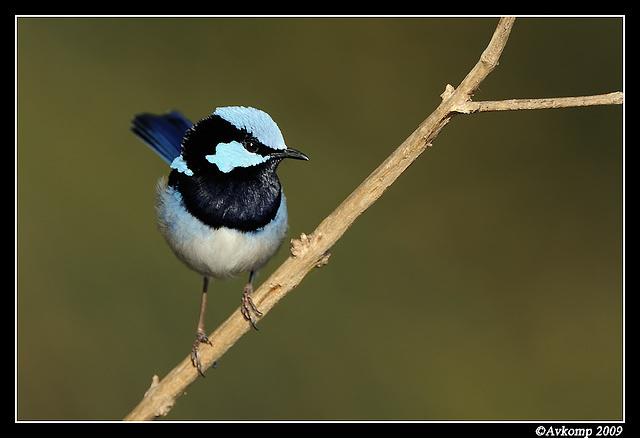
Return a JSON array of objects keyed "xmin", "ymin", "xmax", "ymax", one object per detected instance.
[{"xmin": 131, "ymin": 106, "xmax": 308, "ymax": 376}]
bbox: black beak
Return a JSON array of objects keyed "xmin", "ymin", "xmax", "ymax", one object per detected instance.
[{"xmin": 273, "ymin": 147, "xmax": 309, "ymax": 161}]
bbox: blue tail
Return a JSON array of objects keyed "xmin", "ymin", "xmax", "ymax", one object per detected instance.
[{"xmin": 131, "ymin": 111, "xmax": 193, "ymax": 164}]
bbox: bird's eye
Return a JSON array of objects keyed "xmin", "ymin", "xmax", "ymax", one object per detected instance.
[{"xmin": 243, "ymin": 139, "xmax": 260, "ymax": 154}]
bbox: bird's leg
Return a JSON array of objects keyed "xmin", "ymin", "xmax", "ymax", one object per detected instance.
[
  {"xmin": 191, "ymin": 276, "xmax": 212, "ymax": 377},
  {"xmin": 240, "ymin": 271, "xmax": 263, "ymax": 330}
]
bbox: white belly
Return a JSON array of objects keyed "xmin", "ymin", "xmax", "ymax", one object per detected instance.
[{"xmin": 155, "ymin": 178, "xmax": 289, "ymax": 279}]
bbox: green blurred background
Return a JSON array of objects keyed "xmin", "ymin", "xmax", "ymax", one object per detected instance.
[{"xmin": 17, "ymin": 17, "xmax": 623, "ymax": 421}]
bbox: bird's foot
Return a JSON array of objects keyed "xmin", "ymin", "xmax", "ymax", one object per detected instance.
[
  {"xmin": 190, "ymin": 329, "xmax": 213, "ymax": 377},
  {"xmin": 241, "ymin": 284, "xmax": 263, "ymax": 330}
]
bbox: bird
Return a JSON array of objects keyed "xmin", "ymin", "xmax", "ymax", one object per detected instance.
[{"xmin": 131, "ymin": 106, "xmax": 308, "ymax": 376}]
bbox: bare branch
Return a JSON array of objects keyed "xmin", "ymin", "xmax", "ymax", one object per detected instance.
[
  {"xmin": 123, "ymin": 17, "xmax": 622, "ymax": 421},
  {"xmin": 454, "ymin": 92, "xmax": 624, "ymax": 114}
]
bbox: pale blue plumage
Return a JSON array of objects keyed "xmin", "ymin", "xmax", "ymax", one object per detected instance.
[
  {"xmin": 213, "ymin": 106, "xmax": 286, "ymax": 151},
  {"xmin": 206, "ymin": 141, "xmax": 270, "ymax": 173},
  {"xmin": 170, "ymin": 154, "xmax": 194, "ymax": 176}
]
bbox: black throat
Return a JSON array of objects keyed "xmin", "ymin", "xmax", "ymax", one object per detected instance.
[{"xmin": 168, "ymin": 159, "xmax": 283, "ymax": 232}]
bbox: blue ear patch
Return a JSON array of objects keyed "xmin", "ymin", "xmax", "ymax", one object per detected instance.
[{"xmin": 206, "ymin": 141, "xmax": 270, "ymax": 173}]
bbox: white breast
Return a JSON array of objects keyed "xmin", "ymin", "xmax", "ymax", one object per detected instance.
[{"xmin": 154, "ymin": 178, "xmax": 289, "ymax": 279}]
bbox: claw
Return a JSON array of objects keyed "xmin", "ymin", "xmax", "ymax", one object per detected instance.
[
  {"xmin": 191, "ymin": 329, "xmax": 212, "ymax": 377},
  {"xmin": 241, "ymin": 282, "xmax": 262, "ymax": 330}
]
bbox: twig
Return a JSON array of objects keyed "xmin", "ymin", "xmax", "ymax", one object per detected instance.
[
  {"xmin": 123, "ymin": 17, "xmax": 622, "ymax": 421},
  {"xmin": 453, "ymin": 92, "xmax": 624, "ymax": 113}
]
